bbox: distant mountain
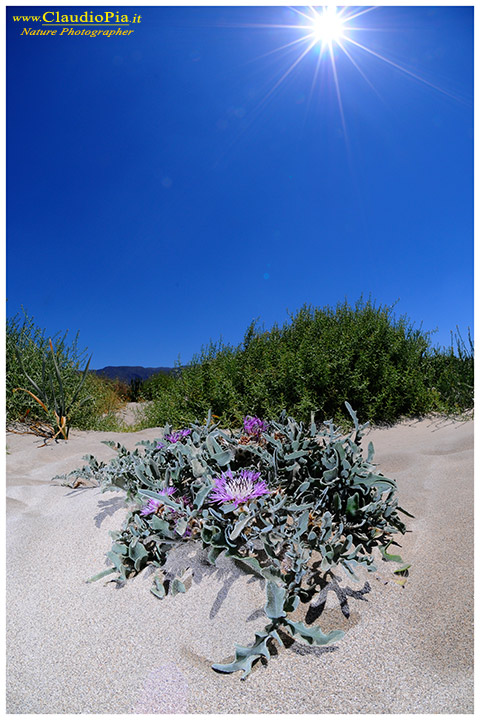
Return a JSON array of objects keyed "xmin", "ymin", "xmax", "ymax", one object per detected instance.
[{"xmin": 92, "ymin": 365, "xmax": 179, "ymax": 383}]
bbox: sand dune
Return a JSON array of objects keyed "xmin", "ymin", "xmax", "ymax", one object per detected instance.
[{"xmin": 6, "ymin": 416, "xmax": 473, "ymax": 713}]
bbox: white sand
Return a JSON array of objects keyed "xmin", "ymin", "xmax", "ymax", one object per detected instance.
[
  {"xmin": 6, "ymin": 416, "xmax": 473, "ymax": 713},
  {"xmin": 113, "ymin": 401, "xmax": 149, "ymax": 428}
]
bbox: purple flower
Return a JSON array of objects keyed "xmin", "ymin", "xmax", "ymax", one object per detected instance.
[
  {"xmin": 139, "ymin": 487, "xmax": 176, "ymax": 516},
  {"xmin": 155, "ymin": 442, "xmax": 165, "ymax": 450},
  {"xmin": 181, "ymin": 494, "xmax": 193, "ymax": 508},
  {"xmin": 209, "ymin": 469, "xmax": 270, "ymax": 507},
  {"xmin": 243, "ymin": 416, "xmax": 269, "ymax": 437},
  {"xmin": 164, "ymin": 428, "xmax": 192, "ymax": 444}
]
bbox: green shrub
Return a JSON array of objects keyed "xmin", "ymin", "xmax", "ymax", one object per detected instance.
[
  {"xmin": 6, "ymin": 310, "xmax": 124, "ymax": 432},
  {"xmin": 140, "ymin": 298, "xmax": 473, "ymax": 429},
  {"xmin": 75, "ymin": 373, "xmax": 126, "ymax": 430},
  {"xmin": 128, "ymin": 378, "xmax": 142, "ymax": 402},
  {"xmin": 425, "ymin": 328, "xmax": 474, "ymax": 413},
  {"xmin": 8, "ymin": 299, "xmax": 472, "ymax": 434},
  {"xmin": 140, "ymin": 371, "xmax": 176, "ymax": 400},
  {"xmin": 7, "ymin": 311, "xmax": 90, "ymax": 423},
  {"xmin": 14, "ymin": 335, "xmax": 92, "ymax": 439}
]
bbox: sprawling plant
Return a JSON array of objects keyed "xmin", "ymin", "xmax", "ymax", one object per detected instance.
[{"xmin": 61, "ymin": 404, "xmax": 411, "ymax": 678}]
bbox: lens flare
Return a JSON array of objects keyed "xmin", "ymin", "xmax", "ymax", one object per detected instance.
[
  {"xmin": 223, "ymin": 6, "xmax": 465, "ymax": 150},
  {"xmin": 310, "ymin": 6, "xmax": 346, "ymax": 46}
]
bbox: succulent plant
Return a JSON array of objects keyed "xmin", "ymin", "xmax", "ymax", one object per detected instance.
[{"xmin": 61, "ymin": 404, "xmax": 412, "ymax": 678}]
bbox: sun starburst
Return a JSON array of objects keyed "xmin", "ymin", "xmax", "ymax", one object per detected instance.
[
  {"xmin": 237, "ymin": 5, "xmax": 462, "ymax": 141},
  {"xmin": 306, "ymin": 6, "xmax": 347, "ymax": 47}
]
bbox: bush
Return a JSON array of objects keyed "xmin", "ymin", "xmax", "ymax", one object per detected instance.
[
  {"xmin": 425, "ymin": 328, "xmax": 474, "ymax": 413},
  {"xmin": 7, "ymin": 311, "xmax": 89, "ymax": 423},
  {"xmin": 140, "ymin": 370, "xmax": 180, "ymax": 401},
  {"xmin": 6, "ymin": 310, "xmax": 124, "ymax": 432},
  {"xmin": 76, "ymin": 373, "xmax": 125, "ymax": 430},
  {"xmin": 140, "ymin": 298, "xmax": 473, "ymax": 429}
]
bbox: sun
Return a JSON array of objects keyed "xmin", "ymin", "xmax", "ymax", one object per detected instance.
[
  {"xmin": 310, "ymin": 6, "xmax": 346, "ymax": 46},
  {"xmin": 245, "ymin": 5, "xmax": 458, "ymax": 138}
]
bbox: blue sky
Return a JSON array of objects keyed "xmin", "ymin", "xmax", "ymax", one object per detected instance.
[{"xmin": 7, "ymin": 5, "xmax": 473, "ymax": 369}]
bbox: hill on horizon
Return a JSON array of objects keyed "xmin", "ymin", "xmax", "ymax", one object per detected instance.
[{"xmin": 91, "ymin": 365, "xmax": 178, "ymax": 383}]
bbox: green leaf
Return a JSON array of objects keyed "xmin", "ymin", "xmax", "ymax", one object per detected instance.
[
  {"xmin": 219, "ymin": 501, "xmax": 236, "ymax": 514},
  {"xmin": 323, "ymin": 468, "xmax": 339, "ymax": 483},
  {"xmin": 295, "ymin": 509, "xmax": 310, "ymax": 538},
  {"xmin": 297, "ymin": 480, "xmax": 311, "ymax": 494},
  {"xmin": 264, "ymin": 581, "xmax": 286, "ymax": 619},
  {"xmin": 379, "ymin": 540, "xmax": 403, "ymax": 564},
  {"xmin": 346, "ymin": 492, "xmax": 360, "ymax": 517},
  {"xmin": 208, "ymin": 547, "xmax": 223, "ymax": 565},
  {"xmin": 48, "ymin": 338, "xmax": 65, "ymax": 413},
  {"xmin": 171, "ymin": 578, "xmax": 186, "ymax": 596},
  {"xmin": 15, "ymin": 350, "xmax": 44, "ymax": 400},
  {"xmin": 193, "ymin": 482, "xmax": 212, "ymax": 509},
  {"xmin": 284, "ymin": 593, "xmax": 300, "ymax": 613},
  {"xmin": 367, "ymin": 441, "xmax": 375, "ymax": 463},
  {"xmin": 86, "ymin": 567, "xmax": 116, "ymax": 583},
  {"xmin": 271, "ymin": 494, "xmax": 288, "ymax": 512},
  {"xmin": 283, "ymin": 619, "xmax": 344, "ymax": 646},
  {"xmin": 344, "ymin": 401, "xmax": 358, "ymax": 430},
  {"xmin": 341, "ymin": 559, "xmax": 360, "ymax": 581},
  {"xmin": 212, "ymin": 450, "xmax": 233, "ymax": 466},
  {"xmin": 151, "ymin": 577, "xmax": 166, "ymax": 599},
  {"xmin": 106, "ymin": 550, "xmax": 126, "ymax": 575},
  {"xmin": 284, "ymin": 450, "xmax": 308, "ymax": 461},
  {"xmin": 230, "ymin": 513, "xmax": 252, "ymax": 540},
  {"xmin": 285, "ymin": 503, "xmax": 311, "ymax": 512},
  {"xmin": 260, "ymin": 523, "xmax": 274, "ymax": 533},
  {"xmin": 66, "ymin": 352, "xmax": 92, "ymax": 413},
  {"xmin": 234, "ymin": 555, "xmax": 264, "ymax": 577},
  {"xmin": 333, "ymin": 492, "xmax": 341, "ymax": 511},
  {"xmin": 191, "ymin": 457, "xmax": 207, "ymax": 478},
  {"xmin": 135, "ymin": 464, "xmax": 149, "ymax": 485},
  {"xmin": 353, "ymin": 473, "xmax": 395, "ymax": 493},
  {"xmin": 128, "ymin": 539, "xmax": 149, "ymax": 571},
  {"xmin": 397, "ymin": 505, "xmax": 415, "ymax": 518},
  {"xmin": 111, "ymin": 542, "xmax": 128, "ymax": 555},
  {"xmin": 212, "ymin": 631, "xmax": 271, "ymax": 679},
  {"xmin": 139, "ymin": 488, "xmax": 182, "ymax": 511},
  {"xmin": 234, "ymin": 556, "xmax": 279, "ymax": 583},
  {"xmin": 149, "ymin": 515, "xmax": 175, "ymax": 537},
  {"xmin": 101, "ymin": 440, "xmax": 118, "ymax": 449},
  {"xmin": 175, "ymin": 517, "xmax": 188, "ymax": 536},
  {"xmin": 201, "ymin": 524, "xmax": 219, "ymax": 544},
  {"xmin": 207, "ymin": 434, "xmax": 223, "ymax": 455}
]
